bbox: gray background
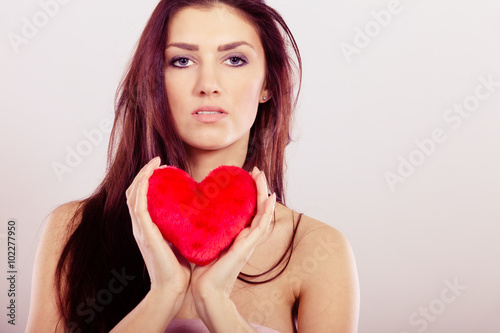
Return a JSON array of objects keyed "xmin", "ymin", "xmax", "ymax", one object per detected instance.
[{"xmin": 1, "ymin": 0, "xmax": 499, "ymax": 332}]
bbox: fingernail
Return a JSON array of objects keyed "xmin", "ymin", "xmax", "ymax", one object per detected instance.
[{"xmin": 148, "ymin": 157, "xmax": 160, "ymax": 167}]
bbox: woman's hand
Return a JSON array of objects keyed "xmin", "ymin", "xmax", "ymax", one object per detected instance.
[
  {"xmin": 125, "ymin": 157, "xmax": 191, "ymax": 298},
  {"xmin": 110, "ymin": 158, "xmax": 192, "ymax": 332},
  {"xmin": 190, "ymin": 167, "xmax": 276, "ymax": 331}
]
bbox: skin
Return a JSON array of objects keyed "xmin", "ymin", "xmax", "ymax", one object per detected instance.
[
  {"xmin": 26, "ymin": 4, "xmax": 359, "ymax": 333},
  {"xmin": 164, "ymin": 4, "xmax": 270, "ymax": 182}
]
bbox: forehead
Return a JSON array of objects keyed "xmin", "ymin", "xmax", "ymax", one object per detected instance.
[{"xmin": 166, "ymin": 4, "xmax": 262, "ymax": 48}]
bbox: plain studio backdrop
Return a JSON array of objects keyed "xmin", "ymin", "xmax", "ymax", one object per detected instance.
[{"xmin": 1, "ymin": 0, "xmax": 499, "ymax": 332}]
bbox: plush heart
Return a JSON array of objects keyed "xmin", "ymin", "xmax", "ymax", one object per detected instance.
[{"xmin": 147, "ymin": 165, "xmax": 257, "ymax": 265}]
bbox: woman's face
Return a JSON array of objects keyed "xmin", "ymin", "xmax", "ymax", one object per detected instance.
[{"xmin": 164, "ymin": 4, "xmax": 268, "ymax": 153}]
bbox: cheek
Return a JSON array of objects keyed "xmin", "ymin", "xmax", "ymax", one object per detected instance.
[
  {"xmin": 165, "ymin": 76, "xmax": 186, "ymax": 118},
  {"xmin": 165, "ymin": 85, "xmax": 185, "ymax": 134},
  {"xmin": 232, "ymin": 74, "xmax": 264, "ymax": 126},
  {"xmin": 165, "ymin": 79, "xmax": 180, "ymax": 106},
  {"xmin": 232, "ymin": 72, "xmax": 264, "ymax": 105}
]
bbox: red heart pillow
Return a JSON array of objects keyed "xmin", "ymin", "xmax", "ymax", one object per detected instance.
[{"xmin": 147, "ymin": 165, "xmax": 257, "ymax": 265}]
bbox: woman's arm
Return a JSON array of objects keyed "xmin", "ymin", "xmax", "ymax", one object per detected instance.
[
  {"xmin": 190, "ymin": 167, "xmax": 276, "ymax": 333},
  {"xmin": 109, "ymin": 287, "xmax": 184, "ymax": 332},
  {"xmin": 26, "ymin": 158, "xmax": 191, "ymax": 333},
  {"xmin": 295, "ymin": 224, "xmax": 360, "ymax": 332},
  {"xmin": 26, "ymin": 202, "xmax": 80, "ymax": 332},
  {"xmin": 111, "ymin": 157, "xmax": 191, "ymax": 332},
  {"xmin": 115, "ymin": 163, "xmax": 275, "ymax": 332},
  {"xmin": 26, "ymin": 209, "xmax": 184, "ymax": 333}
]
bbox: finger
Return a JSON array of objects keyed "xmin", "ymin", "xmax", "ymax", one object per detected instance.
[
  {"xmin": 127, "ymin": 157, "xmax": 160, "ymax": 235},
  {"xmin": 200, "ymin": 194, "xmax": 274, "ymax": 282},
  {"xmin": 126, "ymin": 157, "xmax": 161, "ymax": 200},
  {"xmin": 253, "ymin": 169, "xmax": 269, "ymax": 216},
  {"xmin": 127, "ymin": 156, "xmax": 160, "ymax": 205},
  {"xmin": 133, "ymin": 164, "xmax": 184, "ymax": 278},
  {"xmin": 250, "ymin": 169, "xmax": 273, "ymax": 233},
  {"xmin": 248, "ymin": 192, "xmax": 275, "ymax": 239},
  {"xmin": 250, "ymin": 166, "xmax": 259, "ymax": 178},
  {"xmin": 191, "ymin": 171, "xmax": 274, "ymax": 285},
  {"xmin": 227, "ymin": 193, "xmax": 276, "ymax": 263},
  {"xmin": 134, "ymin": 159, "xmax": 163, "ymax": 241}
]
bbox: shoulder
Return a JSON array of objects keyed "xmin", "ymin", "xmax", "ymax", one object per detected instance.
[
  {"xmin": 280, "ymin": 207, "xmax": 359, "ymax": 331},
  {"xmin": 26, "ymin": 201, "xmax": 83, "ymax": 332},
  {"xmin": 38, "ymin": 201, "xmax": 83, "ymax": 252},
  {"xmin": 289, "ymin": 212, "xmax": 357, "ymax": 284},
  {"xmin": 295, "ymin": 214, "xmax": 353, "ymax": 261},
  {"xmin": 45, "ymin": 201, "xmax": 83, "ymax": 237},
  {"xmin": 274, "ymin": 204, "xmax": 354, "ymax": 268},
  {"xmin": 34, "ymin": 200, "xmax": 83, "ymax": 265}
]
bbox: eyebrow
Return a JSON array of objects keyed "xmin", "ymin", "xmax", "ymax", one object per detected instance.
[
  {"xmin": 218, "ymin": 41, "xmax": 254, "ymax": 52},
  {"xmin": 166, "ymin": 41, "xmax": 255, "ymax": 52}
]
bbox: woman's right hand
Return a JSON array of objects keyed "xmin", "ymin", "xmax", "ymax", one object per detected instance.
[{"xmin": 125, "ymin": 157, "xmax": 191, "ymax": 298}]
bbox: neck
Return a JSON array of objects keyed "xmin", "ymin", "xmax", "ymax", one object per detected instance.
[{"xmin": 185, "ymin": 137, "xmax": 249, "ymax": 182}]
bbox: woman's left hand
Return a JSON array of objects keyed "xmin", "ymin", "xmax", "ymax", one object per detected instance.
[{"xmin": 190, "ymin": 166, "xmax": 276, "ymax": 329}]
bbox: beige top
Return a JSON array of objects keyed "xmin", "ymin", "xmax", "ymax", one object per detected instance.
[{"xmin": 165, "ymin": 318, "xmax": 280, "ymax": 332}]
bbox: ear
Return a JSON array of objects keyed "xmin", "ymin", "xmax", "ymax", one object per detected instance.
[{"xmin": 259, "ymin": 88, "xmax": 272, "ymax": 103}]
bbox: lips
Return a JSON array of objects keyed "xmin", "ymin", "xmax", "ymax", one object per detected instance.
[
  {"xmin": 196, "ymin": 111, "xmax": 223, "ymax": 114},
  {"xmin": 192, "ymin": 106, "xmax": 227, "ymax": 123},
  {"xmin": 193, "ymin": 105, "xmax": 227, "ymax": 114}
]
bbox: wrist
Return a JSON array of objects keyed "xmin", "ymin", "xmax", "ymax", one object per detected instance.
[
  {"xmin": 195, "ymin": 296, "xmax": 256, "ymax": 333},
  {"xmin": 192, "ymin": 283, "xmax": 227, "ymax": 304},
  {"xmin": 148, "ymin": 286, "xmax": 186, "ymax": 317},
  {"xmin": 151, "ymin": 282, "xmax": 188, "ymax": 300}
]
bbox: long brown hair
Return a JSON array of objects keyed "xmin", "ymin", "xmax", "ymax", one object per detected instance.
[{"xmin": 55, "ymin": 0, "xmax": 302, "ymax": 331}]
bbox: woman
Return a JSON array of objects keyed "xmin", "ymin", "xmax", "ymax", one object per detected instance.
[{"xmin": 27, "ymin": 0, "xmax": 359, "ymax": 332}]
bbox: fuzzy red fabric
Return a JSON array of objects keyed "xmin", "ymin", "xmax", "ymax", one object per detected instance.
[{"xmin": 147, "ymin": 165, "xmax": 257, "ymax": 265}]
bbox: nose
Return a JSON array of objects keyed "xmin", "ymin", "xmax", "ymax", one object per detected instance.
[{"xmin": 194, "ymin": 64, "xmax": 221, "ymax": 97}]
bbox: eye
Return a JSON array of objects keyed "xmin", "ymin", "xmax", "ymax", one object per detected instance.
[
  {"xmin": 170, "ymin": 57, "xmax": 194, "ymax": 68},
  {"xmin": 224, "ymin": 56, "xmax": 247, "ymax": 67}
]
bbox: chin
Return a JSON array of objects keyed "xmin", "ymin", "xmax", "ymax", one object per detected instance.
[
  {"xmin": 182, "ymin": 129, "xmax": 250, "ymax": 154},
  {"xmin": 186, "ymin": 138, "xmax": 233, "ymax": 151}
]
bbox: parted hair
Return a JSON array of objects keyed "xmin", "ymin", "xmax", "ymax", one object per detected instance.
[{"xmin": 55, "ymin": 0, "xmax": 302, "ymax": 331}]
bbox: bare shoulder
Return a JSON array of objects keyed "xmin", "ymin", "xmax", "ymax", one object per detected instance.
[
  {"xmin": 274, "ymin": 204, "xmax": 352, "ymax": 261},
  {"xmin": 35, "ymin": 201, "xmax": 83, "ymax": 259},
  {"xmin": 281, "ymin": 207, "xmax": 359, "ymax": 332},
  {"xmin": 46, "ymin": 200, "xmax": 83, "ymax": 238},
  {"xmin": 26, "ymin": 200, "xmax": 83, "ymax": 332},
  {"xmin": 292, "ymin": 213, "xmax": 357, "ymax": 290},
  {"xmin": 295, "ymin": 214, "xmax": 352, "ymax": 258},
  {"xmin": 33, "ymin": 200, "xmax": 83, "ymax": 268}
]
